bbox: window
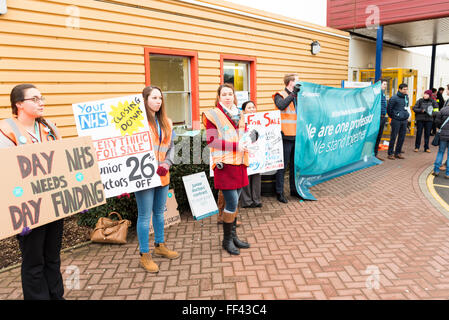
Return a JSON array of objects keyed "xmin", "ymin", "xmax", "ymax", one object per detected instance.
[
  {"xmin": 220, "ymin": 55, "xmax": 256, "ymax": 108},
  {"xmin": 144, "ymin": 48, "xmax": 199, "ymax": 129},
  {"xmin": 150, "ymin": 55, "xmax": 190, "ymax": 126}
]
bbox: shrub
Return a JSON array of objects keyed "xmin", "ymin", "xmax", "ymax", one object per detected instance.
[{"xmin": 77, "ymin": 131, "xmax": 216, "ymax": 228}]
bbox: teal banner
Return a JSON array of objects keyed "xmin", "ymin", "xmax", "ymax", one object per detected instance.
[{"xmin": 294, "ymin": 81, "xmax": 382, "ymax": 200}]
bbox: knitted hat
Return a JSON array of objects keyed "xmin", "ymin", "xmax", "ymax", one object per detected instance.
[{"xmin": 424, "ymin": 89, "xmax": 433, "ymax": 95}]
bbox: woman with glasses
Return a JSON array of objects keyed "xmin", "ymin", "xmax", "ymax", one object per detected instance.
[{"xmin": 0, "ymin": 84, "xmax": 63, "ymax": 300}]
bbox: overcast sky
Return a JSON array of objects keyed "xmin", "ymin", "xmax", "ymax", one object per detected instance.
[{"xmin": 227, "ymin": 0, "xmax": 449, "ymax": 58}]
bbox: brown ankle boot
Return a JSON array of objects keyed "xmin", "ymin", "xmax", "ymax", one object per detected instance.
[
  {"xmin": 153, "ymin": 243, "xmax": 180, "ymax": 259},
  {"xmin": 140, "ymin": 252, "xmax": 159, "ymax": 273}
]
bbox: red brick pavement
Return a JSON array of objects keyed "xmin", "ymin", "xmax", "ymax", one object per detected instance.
[{"xmin": 1, "ymin": 136, "xmax": 449, "ymax": 300}]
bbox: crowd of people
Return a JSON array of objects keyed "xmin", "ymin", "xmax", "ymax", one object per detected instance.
[
  {"xmin": 376, "ymin": 80, "xmax": 449, "ymax": 178},
  {"xmin": 4, "ymin": 77, "xmax": 448, "ymax": 299}
]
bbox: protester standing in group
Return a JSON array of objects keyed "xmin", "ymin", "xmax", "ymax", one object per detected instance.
[
  {"xmin": 413, "ymin": 89, "xmax": 438, "ymax": 153},
  {"xmin": 437, "ymin": 87, "xmax": 445, "ymax": 110},
  {"xmin": 432, "ymin": 102, "xmax": 449, "ymax": 177},
  {"xmin": 443, "ymin": 84, "xmax": 449, "ymax": 110},
  {"xmin": 240, "ymin": 100, "xmax": 262, "ymax": 208},
  {"xmin": 273, "ymin": 73, "xmax": 301, "ymax": 203},
  {"xmin": 0, "ymin": 84, "xmax": 63, "ymax": 300},
  {"xmin": 387, "ymin": 83, "xmax": 410, "ymax": 160},
  {"xmin": 135, "ymin": 85, "xmax": 179, "ymax": 274},
  {"xmin": 374, "ymin": 79, "xmax": 388, "ymax": 160},
  {"xmin": 439, "ymin": 84, "xmax": 449, "ymax": 171},
  {"xmin": 431, "ymin": 88, "xmax": 439, "ymax": 135},
  {"xmin": 203, "ymin": 84, "xmax": 250, "ymax": 255}
]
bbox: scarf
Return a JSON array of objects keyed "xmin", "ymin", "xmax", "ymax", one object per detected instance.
[{"xmin": 220, "ymin": 102, "xmax": 241, "ymax": 127}]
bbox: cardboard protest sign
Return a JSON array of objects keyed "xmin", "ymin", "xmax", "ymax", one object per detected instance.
[
  {"xmin": 210, "ymin": 110, "xmax": 284, "ymax": 176},
  {"xmin": 0, "ymin": 137, "xmax": 106, "ymax": 240},
  {"xmin": 246, "ymin": 110, "xmax": 284, "ymax": 175},
  {"xmin": 149, "ymin": 189, "xmax": 181, "ymax": 235},
  {"xmin": 72, "ymin": 95, "xmax": 161, "ymax": 198},
  {"xmin": 182, "ymin": 172, "xmax": 218, "ymax": 220}
]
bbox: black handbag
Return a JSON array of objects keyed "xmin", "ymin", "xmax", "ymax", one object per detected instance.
[
  {"xmin": 432, "ymin": 116, "xmax": 449, "ymax": 146},
  {"xmin": 432, "ymin": 133, "xmax": 440, "ymax": 146}
]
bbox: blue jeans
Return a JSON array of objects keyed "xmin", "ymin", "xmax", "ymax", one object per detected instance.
[
  {"xmin": 135, "ymin": 185, "xmax": 169, "ymax": 253},
  {"xmin": 221, "ymin": 188, "xmax": 242, "ymax": 213},
  {"xmin": 434, "ymin": 140, "xmax": 449, "ymax": 175}
]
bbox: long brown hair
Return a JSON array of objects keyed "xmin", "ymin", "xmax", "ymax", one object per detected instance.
[
  {"xmin": 142, "ymin": 85, "xmax": 170, "ymax": 143},
  {"xmin": 10, "ymin": 84, "xmax": 57, "ymax": 138},
  {"xmin": 215, "ymin": 83, "xmax": 238, "ymax": 107}
]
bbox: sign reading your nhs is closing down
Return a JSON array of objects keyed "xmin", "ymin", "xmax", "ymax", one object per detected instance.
[{"xmin": 73, "ymin": 95, "xmax": 161, "ymax": 198}]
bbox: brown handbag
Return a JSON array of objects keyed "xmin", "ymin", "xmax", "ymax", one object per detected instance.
[{"xmin": 90, "ymin": 212, "xmax": 131, "ymax": 244}]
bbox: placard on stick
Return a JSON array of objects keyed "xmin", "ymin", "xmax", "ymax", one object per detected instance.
[{"xmin": 0, "ymin": 137, "xmax": 106, "ymax": 240}]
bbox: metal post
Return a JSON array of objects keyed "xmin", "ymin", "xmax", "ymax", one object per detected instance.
[
  {"xmin": 429, "ymin": 44, "xmax": 437, "ymax": 89},
  {"xmin": 375, "ymin": 26, "xmax": 383, "ymax": 82}
]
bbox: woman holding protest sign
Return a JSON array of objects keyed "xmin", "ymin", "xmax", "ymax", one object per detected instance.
[
  {"xmin": 240, "ymin": 100, "xmax": 262, "ymax": 208},
  {"xmin": 202, "ymin": 84, "xmax": 252, "ymax": 255},
  {"xmin": 0, "ymin": 84, "xmax": 63, "ymax": 300},
  {"xmin": 135, "ymin": 85, "xmax": 179, "ymax": 274}
]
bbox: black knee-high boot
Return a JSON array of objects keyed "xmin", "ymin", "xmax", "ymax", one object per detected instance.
[
  {"xmin": 222, "ymin": 222, "xmax": 240, "ymax": 255},
  {"xmin": 231, "ymin": 218, "xmax": 250, "ymax": 249}
]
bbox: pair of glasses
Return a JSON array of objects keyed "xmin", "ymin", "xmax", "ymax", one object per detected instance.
[{"xmin": 23, "ymin": 96, "xmax": 45, "ymax": 103}]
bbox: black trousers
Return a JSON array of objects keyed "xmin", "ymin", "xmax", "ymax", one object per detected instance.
[
  {"xmin": 388, "ymin": 119, "xmax": 408, "ymax": 156},
  {"xmin": 17, "ymin": 219, "xmax": 64, "ymax": 300},
  {"xmin": 374, "ymin": 116, "xmax": 387, "ymax": 156},
  {"xmin": 415, "ymin": 120, "xmax": 433, "ymax": 150},
  {"xmin": 275, "ymin": 138, "xmax": 296, "ymax": 195}
]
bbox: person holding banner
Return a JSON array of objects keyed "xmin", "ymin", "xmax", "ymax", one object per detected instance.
[
  {"xmin": 374, "ymin": 79, "xmax": 388, "ymax": 160},
  {"xmin": 0, "ymin": 84, "xmax": 63, "ymax": 300},
  {"xmin": 135, "ymin": 86, "xmax": 179, "ymax": 273},
  {"xmin": 273, "ymin": 73, "xmax": 302, "ymax": 203},
  {"xmin": 240, "ymin": 100, "xmax": 262, "ymax": 208},
  {"xmin": 202, "ymin": 83, "xmax": 250, "ymax": 255}
]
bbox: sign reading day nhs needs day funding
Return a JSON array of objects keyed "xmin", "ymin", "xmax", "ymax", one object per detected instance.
[
  {"xmin": 0, "ymin": 137, "xmax": 106, "ymax": 240},
  {"xmin": 294, "ymin": 81, "xmax": 382, "ymax": 200},
  {"xmin": 210, "ymin": 110, "xmax": 284, "ymax": 176},
  {"xmin": 73, "ymin": 95, "xmax": 161, "ymax": 198}
]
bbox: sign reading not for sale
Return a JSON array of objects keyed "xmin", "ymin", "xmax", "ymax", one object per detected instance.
[
  {"xmin": 72, "ymin": 95, "xmax": 161, "ymax": 198},
  {"xmin": 0, "ymin": 137, "xmax": 106, "ymax": 240}
]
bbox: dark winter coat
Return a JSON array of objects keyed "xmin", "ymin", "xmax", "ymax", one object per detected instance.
[
  {"xmin": 387, "ymin": 91, "xmax": 410, "ymax": 121},
  {"xmin": 435, "ymin": 106, "xmax": 449, "ymax": 141},
  {"xmin": 413, "ymin": 98, "xmax": 437, "ymax": 122}
]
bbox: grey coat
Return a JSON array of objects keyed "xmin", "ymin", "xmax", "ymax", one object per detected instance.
[{"xmin": 435, "ymin": 106, "xmax": 449, "ymax": 141}]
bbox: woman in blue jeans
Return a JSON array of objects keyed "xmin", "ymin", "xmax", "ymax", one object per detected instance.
[
  {"xmin": 433, "ymin": 103, "xmax": 449, "ymax": 177},
  {"xmin": 135, "ymin": 86, "xmax": 179, "ymax": 273}
]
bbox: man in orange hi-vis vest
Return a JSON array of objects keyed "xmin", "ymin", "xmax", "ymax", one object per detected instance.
[{"xmin": 272, "ymin": 73, "xmax": 301, "ymax": 203}]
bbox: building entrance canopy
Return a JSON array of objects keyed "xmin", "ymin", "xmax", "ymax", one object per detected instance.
[
  {"xmin": 351, "ymin": 17, "xmax": 449, "ymax": 48},
  {"xmin": 327, "ymin": 1, "xmax": 449, "ymax": 48},
  {"xmin": 328, "ymin": 0, "xmax": 449, "ymax": 86}
]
